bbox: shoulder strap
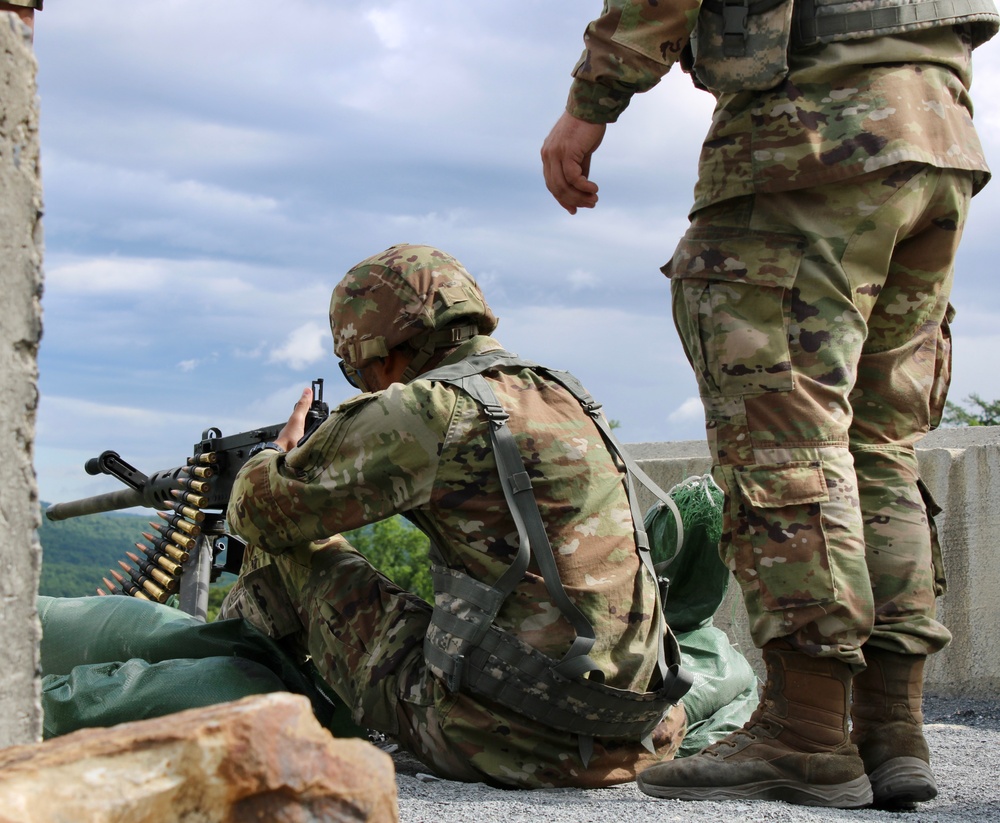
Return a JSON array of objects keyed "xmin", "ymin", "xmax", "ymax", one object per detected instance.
[
  {"xmin": 421, "ymin": 351, "xmax": 680, "ymax": 686},
  {"xmin": 530, "ymin": 365, "xmax": 680, "ymax": 685},
  {"xmin": 423, "ymin": 355, "xmax": 601, "ymax": 681}
]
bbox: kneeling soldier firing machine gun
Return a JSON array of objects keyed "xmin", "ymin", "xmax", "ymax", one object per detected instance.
[
  {"xmin": 45, "ymin": 381, "xmax": 330, "ymax": 619},
  {"xmin": 37, "ymin": 244, "xmax": 759, "ymax": 783}
]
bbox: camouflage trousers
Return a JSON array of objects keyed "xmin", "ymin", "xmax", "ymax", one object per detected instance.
[
  {"xmin": 221, "ymin": 536, "xmax": 687, "ymax": 788},
  {"xmin": 666, "ymin": 163, "xmax": 973, "ymax": 665}
]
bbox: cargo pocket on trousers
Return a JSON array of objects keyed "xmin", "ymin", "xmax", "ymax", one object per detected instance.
[
  {"xmin": 917, "ymin": 478, "xmax": 947, "ymax": 597},
  {"xmin": 928, "ymin": 303, "xmax": 955, "ymax": 431},
  {"xmin": 729, "ymin": 461, "xmax": 836, "ymax": 612},
  {"xmin": 220, "ymin": 563, "xmax": 303, "ymax": 639},
  {"xmin": 664, "ymin": 228, "xmax": 804, "ymax": 398}
]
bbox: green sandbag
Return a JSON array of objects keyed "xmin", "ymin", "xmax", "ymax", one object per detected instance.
[
  {"xmin": 645, "ymin": 474, "xmax": 731, "ymax": 632},
  {"xmin": 42, "ymin": 656, "xmax": 287, "ymax": 739},
  {"xmin": 37, "ymin": 595, "xmax": 365, "ymax": 740},
  {"xmin": 642, "ymin": 475, "xmax": 757, "ymax": 753},
  {"xmin": 675, "ymin": 624, "xmax": 758, "ymax": 757}
]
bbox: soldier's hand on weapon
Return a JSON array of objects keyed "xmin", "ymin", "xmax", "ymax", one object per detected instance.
[
  {"xmin": 541, "ymin": 111, "xmax": 606, "ymax": 214},
  {"xmin": 275, "ymin": 387, "xmax": 313, "ymax": 452}
]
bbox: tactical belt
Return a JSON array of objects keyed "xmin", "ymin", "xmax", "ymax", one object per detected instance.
[
  {"xmin": 418, "ymin": 350, "xmax": 692, "ymax": 754},
  {"xmin": 701, "ymin": 0, "xmax": 999, "ymax": 56},
  {"xmin": 793, "ymin": 0, "xmax": 1000, "ymax": 46}
]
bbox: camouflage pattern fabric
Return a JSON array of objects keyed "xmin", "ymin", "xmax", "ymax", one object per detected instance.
[
  {"xmin": 566, "ymin": 0, "xmax": 701, "ymax": 124},
  {"xmin": 563, "ymin": 3, "xmax": 991, "ymax": 668},
  {"xmin": 664, "ymin": 163, "xmax": 971, "ymax": 664},
  {"xmin": 690, "ymin": 29, "xmax": 991, "ymax": 212},
  {"xmin": 331, "ymin": 244, "xmax": 498, "ymax": 370},
  {"xmin": 224, "ymin": 334, "xmax": 687, "ymax": 787},
  {"xmin": 567, "ymin": 6, "xmax": 991, "ymax": 209},
  {"xmin": 685, "ymin": 0, "xmax": 795, "ymax": 93},
  {"xmin": 223, "ymin": 538, "xmax": 687, "ymax": 788},
  {"xmin": 796, "ymin": 0, "xmax": 999, "ymax": 49}
]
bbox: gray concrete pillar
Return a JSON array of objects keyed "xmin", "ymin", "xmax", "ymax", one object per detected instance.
[{"xmin": 0, "ymin": 12, "xmax": 44, "ymax": 747}]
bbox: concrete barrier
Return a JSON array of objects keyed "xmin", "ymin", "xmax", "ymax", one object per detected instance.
[
  {"xmin": 0, "ymin": 12, "xmax": 44, "ymax": 747},
  {"xmin": 629, "ymin": 425, "xmax": 1000, "ymax": 699}
]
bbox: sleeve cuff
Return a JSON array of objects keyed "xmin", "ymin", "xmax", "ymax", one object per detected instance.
[{"xmin": 566, "ymin": 78, "xmax": 635, "ymax": 124}]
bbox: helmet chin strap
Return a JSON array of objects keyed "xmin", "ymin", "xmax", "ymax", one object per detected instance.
[{"xmin": 400, "ymin": 323, "xmax": 479, "ymax": 383}]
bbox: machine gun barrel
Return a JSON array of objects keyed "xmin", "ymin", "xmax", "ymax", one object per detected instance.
[
  {"xmin": 45, "ymin": 465, "xmax": 187, "ymax": 521},
  {"xmin": 45, "ymin": 488, "xmax": 144, "ymax": 521}
]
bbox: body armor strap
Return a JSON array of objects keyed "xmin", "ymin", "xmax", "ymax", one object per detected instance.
[{"xmin": 418, "ymin": 350, "xmax": 692, "ymax": 749}]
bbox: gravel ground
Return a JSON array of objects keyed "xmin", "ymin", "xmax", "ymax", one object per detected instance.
[{"xmin": 390, "ymin": 696, "xmax": 1000, "ymax": 823}]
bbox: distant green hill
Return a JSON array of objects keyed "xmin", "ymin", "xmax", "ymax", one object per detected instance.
[
  {"xmin": 38, "ymin": 504, "xmax": 153, "ymax": 597},
  {"xmin": 38, "ymin": 504, "xmax": 433, "ymax": 603}
]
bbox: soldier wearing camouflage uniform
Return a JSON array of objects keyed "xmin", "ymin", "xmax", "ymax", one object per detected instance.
[
  {"xmin": 221, "ymin": 244, "xmax": 690, "ymax": 788},
  {"xmin": 541, "ymin": 0, "xmax": 998, "ymax": 809}
]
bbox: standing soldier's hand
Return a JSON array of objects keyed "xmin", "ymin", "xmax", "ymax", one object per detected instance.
[{"xmin": 541, "ymin": 112, "xmax": 607, "ymax": 214}]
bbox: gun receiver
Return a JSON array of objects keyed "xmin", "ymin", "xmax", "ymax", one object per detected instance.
[
  {"xmin": 46, "ymin": 378, "xmax": 328, "ymax": 521},
  {"xmin": 46, "ymin": 378, "xmax": 330, "ymax": 619}
]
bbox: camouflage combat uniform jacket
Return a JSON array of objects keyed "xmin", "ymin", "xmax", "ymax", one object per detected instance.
[
  {"xmin": 567, "ymin": 1, "xmax": 993, "ymax": 208},
  {"xmin": 227, "ymin": 335, "xmax": 685, "ymax": 786}
]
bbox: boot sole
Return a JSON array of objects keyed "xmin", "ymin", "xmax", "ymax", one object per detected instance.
[
  {"xmin": 868, "ymin": 756, "xmax": 938, "ymax": 808},
  {"xmin": 637, "ymin": 773, "xmax": 874, "ymax": 809}
]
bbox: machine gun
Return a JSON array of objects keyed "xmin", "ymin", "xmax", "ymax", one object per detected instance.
[{"xmin": 46, "ymin": 379, "xmax": 329, "ymax": 620}]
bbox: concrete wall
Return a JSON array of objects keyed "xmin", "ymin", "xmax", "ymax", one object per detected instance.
[
  {"xmin": 630, "ymin": 426, "xmax": 1000, "ymax": 699},
  {"xmin": 0, "ymin": 13, "xmax": 44, "ymax": 747}
]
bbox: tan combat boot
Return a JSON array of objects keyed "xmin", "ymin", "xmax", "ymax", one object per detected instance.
[
  {"xmin": 851, "ymin": 647, "xmax": 936, "ymax": 808},
  {"xmin": 637, "ymin": 642, "xmax": 873, "ymax": 808}
]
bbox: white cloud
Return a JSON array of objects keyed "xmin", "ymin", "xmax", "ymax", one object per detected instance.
[
  {"xmin": 668, "ymin": 397, "xmax": 705, "ymax": 424},
  {"xmin": 948, "ymin": 332, "xmax": 1000, "ymax": 404},
  {"xmin": 46, "ymin": 154, "xmax": 281, "ymax": 221},
  {"xmin": 168, "ymin": 178, "xmax": 280, "ymax": 218},
  {"xmin": 366, "ymin": 9, "xmax": 407, "ymax": 50},
  {"xmin": 45, "ymin": 257, "xmax": 169, "ymax": 293},
  {"xmin": 234, "ymin": 342, "xmax": 268, "ymax": 360},
  {"xmin": 268, "ymin": 322, "xmax": 331, "ymax": 371},
  {"xmin": 567, "ymin": 269, "xmax": 599, "ymax": 290},
  {"xmin": 44, "ymin": 253, "xmax": 327, "ymax": 315}
]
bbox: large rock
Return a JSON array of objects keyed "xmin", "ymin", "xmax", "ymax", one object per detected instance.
[{"xmin": 0, "ymin": 693, "xmax": 398, "ymax": 822}]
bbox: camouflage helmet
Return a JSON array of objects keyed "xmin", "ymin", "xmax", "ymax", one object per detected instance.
[{"xmin": 330, "ymin": 244, "xmax": 499, "ymax": 379}]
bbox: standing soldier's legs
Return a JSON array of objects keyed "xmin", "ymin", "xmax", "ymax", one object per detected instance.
[
  {"xmin": 847, "ymin": 189, "xmax": 963, "ymax": 658},
  {"xmin": 639, "ymin": 164, "xmax": 969, "ymax": 807},
  {"xmin": 846, "ymin": 167, "xmax": 971, "ymax": 807}
]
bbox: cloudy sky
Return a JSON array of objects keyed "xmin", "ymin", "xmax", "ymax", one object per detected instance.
[{"xmin": 31, "ymin": 2, "xmax": 1000, "ymax": 508}]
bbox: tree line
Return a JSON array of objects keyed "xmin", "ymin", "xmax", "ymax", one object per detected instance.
[{"xmin": 38, "ymin": 505, "xmax": 433, "ymax": 619}]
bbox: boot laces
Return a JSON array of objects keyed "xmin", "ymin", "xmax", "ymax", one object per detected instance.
[{"xmin": 705, "ymin": 699, "xmax": 780, "ymax": 751}]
